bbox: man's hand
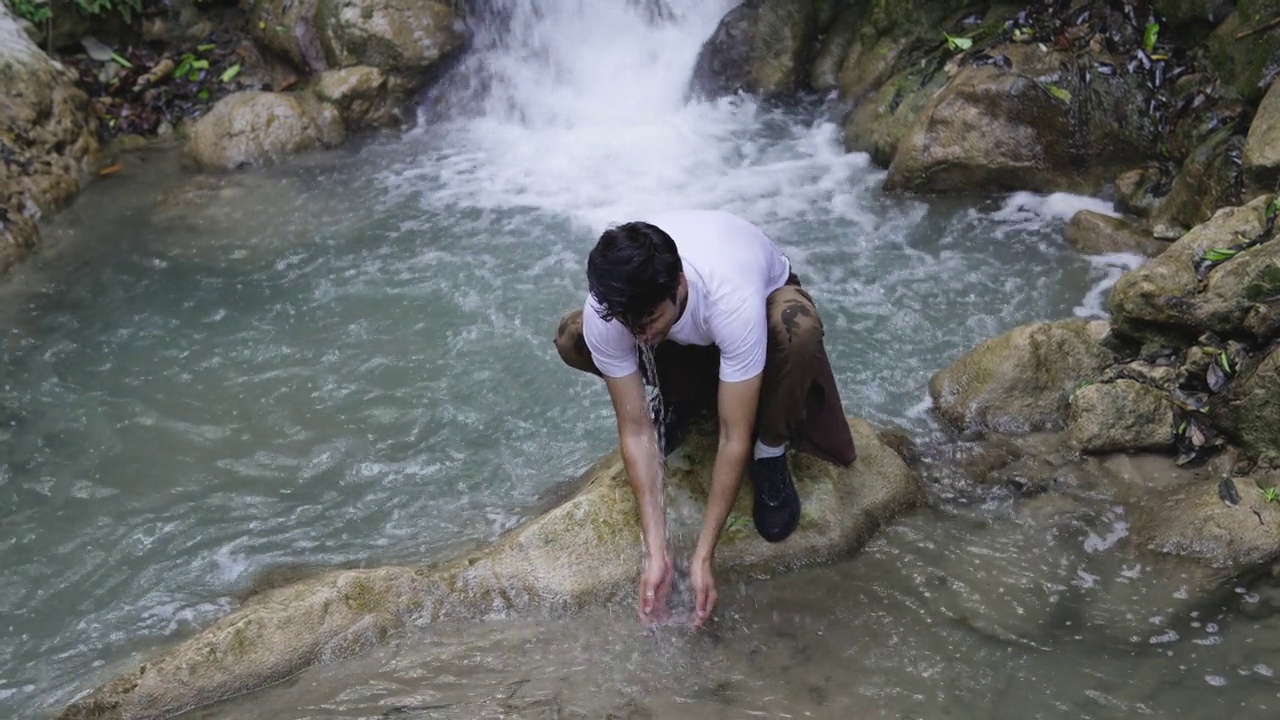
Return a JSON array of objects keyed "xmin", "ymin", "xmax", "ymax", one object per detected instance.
[
  {"xmin": 690, "ymin": 552, "xmax": 717, "ymax": 628},
  {"xmin": 639, "ymin": 552, "xmax": 674, "ymax": 622}
]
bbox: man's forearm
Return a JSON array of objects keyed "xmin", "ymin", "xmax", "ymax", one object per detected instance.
[
  {"xmin": 620, "ymin": 431, "xmax": 668, "ymax": 559},
  {"xmin": 694, "ymin": 436, "xmax": 751, "ymax": 562}
]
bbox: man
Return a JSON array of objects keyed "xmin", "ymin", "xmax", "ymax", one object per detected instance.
[{"xmin": 553, "ymin": 209, "xmax": 856, "ymax": 627}]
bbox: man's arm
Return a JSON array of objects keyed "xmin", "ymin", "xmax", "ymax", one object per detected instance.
[
  {"xmin": 603, "ymin": 372, "xmax": 671, "ymax": 617},
  {"xmin": 690, "ymin": 372, "xmax": 761, "ymax": 624}
]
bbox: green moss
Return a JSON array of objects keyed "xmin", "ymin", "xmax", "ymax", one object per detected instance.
[{"xmin": 342, "ymin": 577, "xmax": 384, "ymax": 613}]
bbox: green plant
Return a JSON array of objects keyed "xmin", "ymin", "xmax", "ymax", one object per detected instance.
[
  {"xmin": 74, "ymin": 0, "xmax": 143, "ymax": 23},
  {"xmin": 1143, "ymin": 22, "xmax": 1160, "ymax": 54},
  {"xmin": 943, "ymin": 32, "xmax": 973, "ymax": 52},
  {"xmin": 1261, "ymin": 487, "xmax": 1279, "ymax": 503},
  {"xmin": 5, "ymin": 0, "xmax": 51, "ymax": 24}
]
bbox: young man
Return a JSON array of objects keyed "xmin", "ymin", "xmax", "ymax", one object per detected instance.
[{"xmin": 553, "ymin": 209, "xmax": 856, "ymax": 627}]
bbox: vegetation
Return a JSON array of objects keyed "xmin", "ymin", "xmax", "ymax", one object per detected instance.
[{"xmin": 4, "ymin": 0, "xmax": 144, "ymax": 25}]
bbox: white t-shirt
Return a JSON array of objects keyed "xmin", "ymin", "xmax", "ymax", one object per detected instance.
[{"xmin": 582, "ymin": 210, "xmax": 792, "ymax": 383}]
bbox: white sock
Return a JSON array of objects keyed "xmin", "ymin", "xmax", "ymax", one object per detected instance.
[{"xmin": 753, "ymin": 439, "xmax": 787, "ymax": 460}]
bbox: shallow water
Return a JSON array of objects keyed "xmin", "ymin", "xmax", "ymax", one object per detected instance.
[{"xmin": 2, "ymin": 1, "xmax": 1276, "ymax": 718}]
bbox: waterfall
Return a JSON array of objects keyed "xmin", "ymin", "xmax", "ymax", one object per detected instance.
[{"xmin": 398, "ymin": 0, "xmax": 871, "ymax": 234}]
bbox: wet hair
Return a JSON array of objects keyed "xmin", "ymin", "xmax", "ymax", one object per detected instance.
[{"xmin": 587, "ymin": 221, "xmax": 683, "ymax": 332}]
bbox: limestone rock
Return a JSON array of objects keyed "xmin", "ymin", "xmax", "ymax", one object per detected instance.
[
  {"xmin": 1244, "ymin": 77, "xmax": 1280, "ymax": 193},
  {"xmin": 884, "ymin": 43, "xmax": 1162, "ymax": 194},
  {"xmin": 249, "ymin": 0, "xmax": 465, "ymax": 84},
  {"xmin": 317, "ymin": 0, "xmax": 465, "ymax": 80},
  {"xmin": 56, "ymin": 417, "xmax": 922, "ymax": 720},
  {"xmin": 1212, "ymin": 342, "xmax": 1280, "ymax": 463},
  {"xmin": 843, "ymin": 66, "xmax": 948, "ymax": 168},
  {"xmin": 1131, "ymin": 468, "xmax": 1280, "ymax": 570},
  {"xmin": 183, "ymin": 91, "xmax": 346, "ymax": 170},
  {"xmin": 1149, "ymin": 128, "xmax": 1246, "ymax": 240},
  {"xmin": 929, "ymin": 319, "xmax": 1119, "ymax": 434},
  {"xmin": 1064, "ymin": 210, "xmax": 1169, "ymax": 257},
  {"xmin": 0, "ymin": 5, "xmax": 101, "ymax": 275},
  {"xmin": 1068, "ymin": 380, "xmax": 1175, "ymax": 454},
  {"xmin": 310, "ymin": 66, "xmax": 401, "ymax": 129},
  {"xmin": 689, "ymin": 0, "xmax": 825, "ymax": 99},
  {"xmin": 1108, "ymin": 194, "xmax": 1280, "ymax": 344}
]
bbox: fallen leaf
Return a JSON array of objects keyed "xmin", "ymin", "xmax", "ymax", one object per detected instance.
[{"xmin": 98, "ymin": 163, "xmax": 124, "ymax": 176}]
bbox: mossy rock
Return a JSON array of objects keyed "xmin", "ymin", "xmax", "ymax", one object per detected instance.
[
  {"xmin": 1108, "ymin": 194, "xmax": 1280, "ymax": 344},
  {"xmin": 1068, "ymin": 379, "xmax": 1176, "ymax": 454},
  {"xmin": 1132, "ymin": 467, "xmax": 1280, "ymax": 569},
  {"xmin": 929, "ymin": 318, "xmax": 1119, "ymax": 434},
  {"xmin": 1207, "ymin": 6, "xmax": 1280, "ymax": 104},
  {"xmin": 56, "ymin": 416, "xmax": 922, "ymax": 720},
  {"xmin": 1149, "ymin": 127, "xmax": 1246, "ymax": 240},
  {"xmin": 1212, "ymin": 342, "xmax": 1280, "ymax": 463},
  {"xmin": 689, "ymin": 0, "xmax": 827, "ymax": 99}
]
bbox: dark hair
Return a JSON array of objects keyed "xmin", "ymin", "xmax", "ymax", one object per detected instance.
[{"xmin": 587, "ymin": 221, "xmax": 683, "ymax": 331}]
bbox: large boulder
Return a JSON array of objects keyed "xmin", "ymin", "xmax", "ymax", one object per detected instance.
[
  {"xmin": 1244, "ymin": 78, "xmax": 1280, "ymax": 192},
  {"xmin": 1108, "ymin": 194, "xmax": 1280, "ymax": 344},
  {"xmin": 1212, "ymin": 342, "xmax": 1280, "ymax": 463},
  {"xmin": 309, "ymin": 65, "xmax": 401, "ymax": 130},
  {"xmin": 249, "ymin": 0, "xmax": 465, "ymax": 84},
  {"xmin": 57, "ymin": 417, "xmax": 923, "ymax": 720},
  {"xmin": 183, "ymin": 91, "xmax": 346, "ymax": 170},
  {"xmin": 0, "ymin": 6, "xmax": 101, "ymax": 274},
  {"xmin": 1132, "ymin": 468, "xmax": 1280, "ymax": 569},
  {"xmin": 884, "ymin": 43, "xmax": 1162, "ymax": 194},
  {"xmin": 929, "ymin": 319, "xmax": 1119, "ymax": 434},
  {"xmin": 689, "ymin": 0, "xmax": 827, "ymax": 99}
]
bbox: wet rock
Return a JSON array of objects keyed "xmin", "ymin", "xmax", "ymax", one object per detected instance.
[
  {"xmin": 1149, "ymin": 128, "xmax": 1246, "ymax": 240},
  {"xmin": 317, "ymin": 0, "xmax": 465, "ymax": 82},
  {"xmin": 1109, "ymin": 195, "xmax": 1280, "ymax": 344},
  {"xmin": 929, "ymin": 319, "xmax": 1119, "ymax": 435},
  {"xmin": 689, "ymin": 0, "xmax": 825, "ymax": 99},
  {"xmin": 56, "ymin": 417, "xmax": 923, "ymax": 720},
  {"xmin": 843, "ymin": 66, "xmax": 948, "ymax": 168},
  {"xmin": 310, "ymin": 66, "xmax": 401, "ymax": 130},
  {"xmin": 1068, "ymin": 380, "xmax": 1176, "ymax": 454},
  {"xmin": 1113, "ymin": 165, "xmax": 1172, "ymax": 219},
  {"xmin": 183, "ymin": 91, "xmax": 346, "ymax": 170},
  {"xmin": 0, "ymin": 6, "xmax": 101, "ymax": 275},
  {"xmin": 884, "ymin": 43, "xmax": 1162, "ymax": 195},
  {"xmin": 1153, "ymin": 0, "xmax": 1236, "ymax": 34},
  {"xmin": 1244, "ymin": 77, "xmax": 1280, "ymax": 193},
  {"xmin": 1207, "ymin": 5, "xmax": 1280, "ymax": 104},
  {"xmin": 249, "ymin": 0, "xmax": 465, "ymax": 86},
  {"xmin": 810, "ymin": 3, "xmax": 861, "ymax": 93},
  {"xmin": 1064, "ymin": 210, "xmax": 1168, "ymax": 257},
  {"xmin": 1131, "ymin": 468, "xmax": 1280, "ymax": 570},
  {"xmin": 249, "ymin": 0, "xmax": 330, "ymax": 74},
  {"xmin": 1212, "ymin": 343, "xmax": 1280, "ymax": 463}
]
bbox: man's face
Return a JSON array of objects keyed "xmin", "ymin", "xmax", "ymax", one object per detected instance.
[{"xmin": 630, "ymin": 274, "xmax": 686, "ymax": 346}]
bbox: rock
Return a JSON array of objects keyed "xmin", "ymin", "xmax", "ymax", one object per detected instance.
[
  {"xmin": 249, "ymin": 0, "xmax": 329, "ymax": 74},
  {"xmin": 843, "ymin": 66, "xmax": 948, "ymax": 168},
  {"xmin": 183, "ymin": 91, "xmax": 346, "ymax": 170},
  {"xmin": 1244, "ymin": 77, "xmax": 1280, "ymax": 193},
  {"xmin": 1131, "ymin": 468, "xmax": 1280, "ymax": 570},
  {"xmin": 310, "ymin": 66, "xmax": 401, "ymax": 130},
  {"xmin": 1068, "ymin": 380, "xmax": 1176, "ymax": 454},
  {"xmin": 1108, "ymin": 195, "xmax": 1280, "ymax": 344},
  {"xmin": 1113, "ymin": 165, "xmax": 1172, "ymax": 219},
  {"xmin": 810, "ymin": 3, "xmax": 860, "ymax": 92},
  {"xmin": 1064, "ymin": 210, "xmax": 1169, "ymax": 257},
  {"xmin": 1207, "ymin": 5, "xmax": 1280, "ymax": 104},
  {"xmin": 0, "ymin": 6, "xmax": 101, "ymax": 275},
  {"xmin": 56, "ymin": 417, "xmax": 923, "ymax": 720},
  {"xmin": 249, "ymin": 0, "xmax": 466, "ymax": 85},
  {"xmin": 885, "ymin": 43, "xmax": 1163, "ymax": 194},
  {"xmin": 1152, "ymin": 0, "xmax": 1235, "ymax": 34},
  {"xmin": 689, "ymin": 0, "xmax": 825, "ymax": 99},
  {"xmin": 317, "ymin": 0, "xmax": 466, "ymax": 81},
  {"xmin": 929, "ymin": 319, "xmax": 1119, "ymax": 435},
  {"xmin": 1212, "ymin": 342, "xmax": 1280, "ymax": 463},
  {"xmin": 1149, "ymin": 128, "xmax": 1245, "ymax": 240}
]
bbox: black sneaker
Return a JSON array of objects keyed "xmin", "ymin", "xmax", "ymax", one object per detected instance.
[{"xmin": 750, "ymin": 454, "xmax": 800, "ymax": 543}]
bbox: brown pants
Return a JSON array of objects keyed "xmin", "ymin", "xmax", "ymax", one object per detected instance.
[{"xmin": 554, "ymin": 274, "xmax": 851, "ymax": 457}]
